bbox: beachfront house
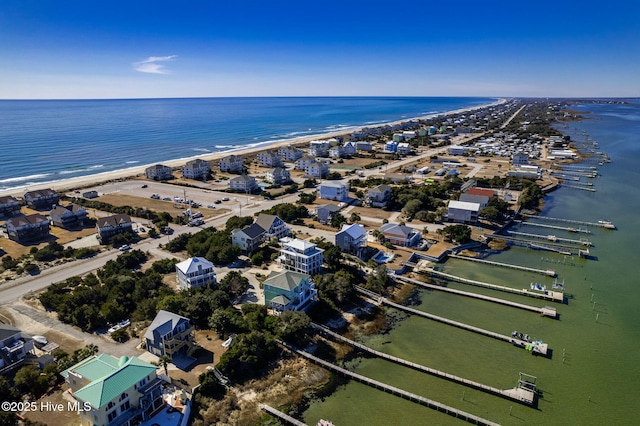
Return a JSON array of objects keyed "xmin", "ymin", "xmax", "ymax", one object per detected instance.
[
  {"xmin": 50, "ymin": 203, "xmax": 88, "ymax": 229},
  {"xmin": 379, "ymin": 222, "xmax": 421, "ymax": 247},
  {"xmin": 329, "ymin": 145, "xmax": 345, "ymax": 159},
  {"xmin": 96, "ymin": 214, "xmax": 132, "ymax": 243},
  {"xmin": 219, "ymin": 155, "xmax": 244, "ymax": 174},
  {"xmin": 229, "ymin": 175, "xmax": 259, "ymax": 193},
  {"xmin": 0, "ymin": 324, "xmax": 35, "ymax": 374},
  {"xmin": 60, "ymin": 353, "xmax": 164, "ymax": 426},
  {"xmin": 279, "ymin": 237, "xmax": 324, "ymax": 275},
  {"xmin": 304, "ymin": 161, "xmax": 329, "ymax": 178},
  {"xmin": 6, "ymin": 214, "xmax": 50, "ymax": 243},
  {"xmin": 318, "ymin": 181, "xmax": 348, "ymax": 201},
  {"xmin": 144, "ymin": 310, "xmax": 196, "ymax": 360},
  {"xmin": 459, "ymin": 187, "xmax": 495, "ymax": 208},
  {"xmin": 255, "ymin": 214, "xmax": 290, "ymax": 240},
  {"xmin": 182, "ymin": 159, "xmax": 210, "ymax": 180},
  {"xmin": 447, "ymin": 200, "xmax": 480, "ymax": 224},
  {"xmin": 82, "ymin": 190, "xmax": 99, "ymax": 199},
  {"xmin": 343, "ymin": 142, "xmax": 357, "ymax": 156},
  {"xmin": 314, "ymin": 204, "xmax": 341, "ymax": 225},
  {"xmin": 279, "ymin": 146, "xmax": 303, "ymax": 162},
  {"xmin": 263, "ymin": 270, "xmax": 317, "ymax": 312},
  {"xmin": 365, "ymin": 184, "xmax": 392, "ymax": 208},
  {"xmin": 176, "ymin": 257, "xmax": 217, "ymax": 290},
  {"xmin": 308, "ymin": 140, "xmax": 330, "ymax": 157},
  {"xmin": 294, "ymin": 155, "xmax": 316, "ymax": 170},
  {"xmin": 231, "ymin": 223, "xmax": 266, "ymax": 253},
  {"xmin": 335, "ymin": 223, "xmax": 367, "ymax": 258},
  {"xmin": 23, "ymin": 188, "xmax": 59, "ymax": 210},
  {"xmin": 0, "ymin": 196, "xmax": 21, "ymax": 218},
  {"xmin": 264, "ymin": 167, "xmax": 291, "ymax": 185},
  {"xmin": 257, "ymin": 150, "xmax": 284, "ymax": 168},
  {"xmin": 355, "ymin": 141, "xmax": 372, "ymax": 152},
  {"xmin": 145, "ymin": 164, "xmax": 173, "ymax": 181}
]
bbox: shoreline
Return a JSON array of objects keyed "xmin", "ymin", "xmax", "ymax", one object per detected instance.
[{"xmin": 1, "ymin": 98, "xmax": 505, "ymax": 198}]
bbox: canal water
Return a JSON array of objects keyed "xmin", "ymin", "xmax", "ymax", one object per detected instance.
[{"xmin": 304, "ymin": 102, "xmax": 640, "ymax": 425}]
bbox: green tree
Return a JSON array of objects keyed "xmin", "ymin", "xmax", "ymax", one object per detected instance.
[
  {"xmin": 219, "ymin": 271, "xmax": 250, "ymax": 301},
  {"xmin": 330, "ymin": 213, "xmax": 347, "ymax": 228},
  {"xmin": 349, "ymin": 212, "xmax": 361, "ymax": 223},
  {"xmin": 276, "ymin": 311, "xmax": 310, "ymax": 344}
]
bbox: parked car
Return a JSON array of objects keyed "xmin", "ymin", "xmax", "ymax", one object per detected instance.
[
  {"xmin": 119, "ymin": 244, "xmax": 131, "ymax": 251},
  {"xmin": 141, "ymin": 184, "xmax": 148, "ymax": 188},
  {"xmin": 222, "ymin": 197, "xmax": 230, "ymax": 201}
]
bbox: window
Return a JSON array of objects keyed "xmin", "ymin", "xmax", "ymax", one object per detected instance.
[
  {"xmin": 107, "ymin": 401, "xmax": 115, "ymax": 410},
  {"xmin": 139, "ymin": 377, "xmax": 148, "ymax": 388},
  {"xmin": 120, "ymin": 401, "xmax": 130, "ymax": 412},
  {"xmin": 108, "ymin": 409, "xmax": 118, "ymax": 422},
  {"xmin": 119, "ymin": 392, "xmax": 128, "ymax": 402}
]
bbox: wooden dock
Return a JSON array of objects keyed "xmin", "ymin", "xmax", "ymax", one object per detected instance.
[
  {"xmin": 355, "ymin": 287, "xmax": 550, "ymax": 356},
  {"xmin": 280, "ymin": 342, "xmax": 502, "ymax": 426},
  {"xmin": 522, "ymin": 214, "xmax": 615, "ymax": 229},
  {"xmin": 311, "ymin": 323, "xmax": 537, "ymax": 406},
  {"xmin": 260, "ymin": 404, "xmax": 307, "ymax": 426},
  {"xmin": 506, "ymin": 231, "xmax": 593, "ymax": 247},
  {"xmin": 448, "ymin": 253, "xmax": 557, "ymax": 276},
  {"xmin": 400, "ymin": 267, "xmax": 564, "ymax": 303},
  {"xmin": 516, "ymin": 220, "xmax": 591, "ymax": 234}
]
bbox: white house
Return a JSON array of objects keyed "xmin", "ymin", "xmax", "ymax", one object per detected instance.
[
  {"xmin": 459, "ymin": 188, "xmax": 495, "ymax": 208},
  {"xmin": 329, "ymin": 145, "xmax": 345, "ymax": 159},
  {"xmin": 318, "ymin": 181, "xmax": 348, "ymax": 201},
  {"xmin": 264, "ymin": 167, "xmax": 291, "ymax": 185},
  {"xmin": 447, "ymin": 200, "xmax": 480, "ymax": 224},
  {"xmin": 231, "ymin": 223, "xmax": 266, "ymax": 253},
  {"xmin": 279, "ymin": 146, "xmax": 304, "ymax": 162},
  {"xmin": 355, "ymin": 141, "xmax": 372, "ymax": 152},
  {"xmin": 512, "ymin": 151, "xmax": 529, "ymax": 167},
  {"xmin": 255, "ymin": 214, "xmax": 290, "ymax": 240},
  {"xmin": 176, "ymin": 257, "xmax": 217, "ymax": 290},
  {"xmin": 279, "ymin": 237, "xmax": 324, "ymax": 275},
  {"xmin": 182, "ymin": 159, "xmax": 210, "ymax": 180},
  {"xmin": 305, "ymin": 161, "xmax": 329, "ymax": 178},
  {"xmin": 145, "ymin": 164, "xmax": 173, "ymax": 180},
  {"xmin": 343, "ymin": 142, "xmax": 357, "ymax": 156},
  {"xmin": 402, "ymin": 131, "xmax": 416, "ymax": 140},
  {"xmin": 308, "ymin": 140, "xmax": 330, "ymax": 157},
  {"xmin": 257, "ymin": 150, "xmax": 283, "ymax": 168},
  {"xmin": 219, "ymin": 155, "xmax": 244, "ymax": 174},
  {"xmin": 448, "ymin": 145, "xmax": 467, "ymax": 156},
  {"xmin": 397, "ymin": 142, "xmax": 412, "ymax": 155},
  {"xmin": 229, "ymin": 175, "xmax": 259, "ymax": 192},
  {"xmin": 365, "ymin": 184, "xmax": 392, "ymax": 208},
  {"xmin": 295, "ymin": 155, "xmax": 317, "ymax": 170}
]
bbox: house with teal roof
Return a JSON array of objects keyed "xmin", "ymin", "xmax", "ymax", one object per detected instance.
[
  {"xmin": 263, "ymin": 270, "xmax": 317, "ymax": 312},
  {"xmin": 61, "ymin": 354, "xmax": 164, "ymax": 426}
]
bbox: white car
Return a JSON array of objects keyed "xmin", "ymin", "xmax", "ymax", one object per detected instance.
[{"xmin": 119, "ymin": 244, "xmax": 131, "ymax": 251}]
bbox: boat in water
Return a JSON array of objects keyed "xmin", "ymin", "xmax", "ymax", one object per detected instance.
[{"xmin": 511, "ymin": 331, "xmax": 548, "ymax": 356}]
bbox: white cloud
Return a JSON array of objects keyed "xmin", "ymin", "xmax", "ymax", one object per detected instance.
[{"xmin": 133, "ymin": 55, "xmax": 177, "ymax": 74}]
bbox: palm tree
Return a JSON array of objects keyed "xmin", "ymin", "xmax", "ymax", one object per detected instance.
[{"xmin": 154, "ymin": 355, "xmax": 172, "ymax": 376}]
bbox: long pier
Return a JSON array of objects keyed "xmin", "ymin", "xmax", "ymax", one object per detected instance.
[
  {"xmin": 260, "ymin": 404, "xmax": 307, "ymax": 426},
  {"xmin": 280, "ymin": 342, "xmax": 501, "ymax": 426},
  {"xmin": 485, "ymin": 234, "xmax": 583, "ymax": 256},
  {"xmin": 355, "ymin": 287, "xmax": 550, "ymax": 356},
  {"xmin": 522, "ymin": 214, "xmax": 615, "ymax": 229},
  {"xmin": 310, "ymin": 323, "xmax": 536, "ymax": 405},
  {"xmin": 399, "ymin": 267, "xmax": 564, "ymax": 303},
  {"xmin": 395, "ymin": 275, "xmax": 559, "ymax": 315},
  {"xmin": 506, "ymin": 231, "xmax": 592, "ymax": 246},
  {"xmin": 448, "ymin": 253, "xmax": 557, "ymax": 276},
  {"xmin": 559, "ymin": 184, "xmax": 597, "ymax": 192},
  {"xmin": 516, "ymin": 220, "xmax": 591, "ymax": 234}
]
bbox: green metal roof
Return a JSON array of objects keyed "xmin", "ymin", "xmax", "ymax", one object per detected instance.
[
  {"xmin": 68, "ymin": 355, "xmax": 157, "ymax": 409},
  {"xmin": 263, "ymin": 270, "xmax": 310, "ymax": 291}
]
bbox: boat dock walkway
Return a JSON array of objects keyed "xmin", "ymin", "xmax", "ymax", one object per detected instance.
[
  {"xmin": 311, "ymin": 323, "xmax": 536, "ymax": 406},
  {"xmin": 260, "ymin": 404, "xmax": 307, "ymax": 426},
  {"xmin": 506, "ymin": 231, "xmax": 593, "ymax": 246},
  {"xmin": 485, "ymin": 234, "xmax": 582, "ymax": 256},
  {"xmin": 522, "ymin": 214, "xmax": 615, "ymax": 229},
  {"xmin": 448, "ymin": 253, "xmax": 557, "ymax": 276},
  {"xmin": 355, "ymin": 287, "xmax": 550, "ymax": 356},
  {"xmin": 280, "ymin": 341, "xmax": 501, "ymax": 426},
  {"xmin": 516, "ymin": 220, "xmax": 591, "ymax": 234},
  {"xmin": 559, "ymin": 184, "xmax": 597, "ymax": 192},
  {"xmin": 402, "ymin": 266, "xmax": 564, "ymax": 303},
  {"xmin": 395, "ymin": 275, "xmax": 560, "ymax": 315}
]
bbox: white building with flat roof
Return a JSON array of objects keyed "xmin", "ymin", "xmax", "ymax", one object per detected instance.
[
  {"xmin": 447, "ymin": 200, "xmax": 480, "ymax": 224},
  {"xmin": 279, "ymin": 238, "xmax": 324, "ymax": 275}
]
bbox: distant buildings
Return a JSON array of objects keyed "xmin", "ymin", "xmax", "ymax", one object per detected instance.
[
  {"xmin": 459, "ymin": 188, "xmax": 495, "ymax": 208},
  {"xmin": 50, "ymin": 203, "xmax": 88, "ymax": 229},
  {"xmin": 512, "ymin": 151, "xmax": 529, "ymax": 167},
  {"xmin": 145, "ymin": 164, "xmax": 173, "ymax": 181},
  {"xmin": 6, "ymin": 214, "xmax": 50, "ymax": 243},
  {"xmin": 279, "ymin": 237, "xmax": 324, "ymax": 275},
  {"xmin": 61, "ymin": 353, "xmax": 163, "ymax": 426},
  {"xmin": 448, "ymin": 145, "xmax": 467, "ymax": 156},
  {"xmin": 0, "ymin": 195, "xmax": 21, "ymax": 218},
  {"xmin": 96, "ymin": 214, "xmax": 132, "ymax": 243},
  {"xmin": 279, "ymin": 146, "xmax": 304, "ymax": 162},
  {"xmin": 231, "ymin": 223, "xmax": 266, "ymax": 253},
  {"xmin": 295, "ymin": 155, "xmax": 317, "ymax": 170},
  {"xmin": 308, "ymin": 140, "xmax": 330, "ymax": 157},
  {"xmin": 379, "ymin": 222, "xmax": 421, "ymax": 247},
  {"xmin": 182, "ymin": 159, "xmax": 210, "ymax": 180},
  {"xmin": 82, "ymin": 190, "xmax": 99, "ymax": 199},
  {"xmin": 304, "ymin": 161, "xmax": 330, "ymax": 178},
  {"xmin": 447, "ymin": 200, "xmax": 480, "ymax": 224},
  {"xmin": 144, "ymin": 310, "xmax": 196, "ymax": 360},
  {"xmin": 24, "ymin": 189, "xmax": 59, "ymax": 210},
  {"xmin": 314, "ymin": 204, "xmax": 341, "ymax": 225},
  {"xmin": 255, "ymin": 214, "xmax": 290, "ymax": 241},
  {"xmin": 229, "ymin": 175, "xmax": 259, "ymax": 193},
  {"xmin": 335, "ymin": 224, "xmax": 367, "ymax": 258},
  {"xmin": 175, "ymin": 257, "xmax": 217, "ymax": 290},
  {"xmin": 329, "ymin": 145, "xmax": 345, "ymax": 159},
  {"xmin": 397, "ymin": 142, "xmax": 412, "ymax": 155},
  {"xmin": 219, "ymin": 155, "xmax": 244, "ymax": 174},
  {"xmin": 263, "ymin": 270, "xmax": 317, "ymax": 312},
  {"xmin": 318, "ymin": 181, "xmax": 348, "ymax": 201}
]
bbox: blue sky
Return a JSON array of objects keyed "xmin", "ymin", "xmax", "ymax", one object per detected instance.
[{"xmin": 1, "ymin": 0, "xmax": 639, "ymax": 99}]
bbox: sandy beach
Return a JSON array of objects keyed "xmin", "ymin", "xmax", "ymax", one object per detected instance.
[{"xmin": 2, "ymin": 99, "xmax": 505, "ymax": 198}]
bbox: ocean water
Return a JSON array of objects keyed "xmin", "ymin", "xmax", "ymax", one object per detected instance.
[
  {"xmin": 304, "ymin": 102, "xmax": 640, "ymax": 425},
  {"xmin": 0, "ymin": 97, "xmax": 494, "ymax": 192}
]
